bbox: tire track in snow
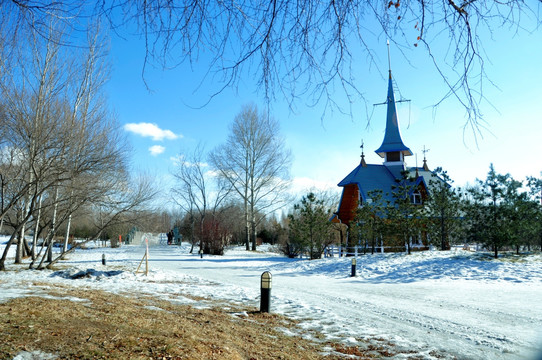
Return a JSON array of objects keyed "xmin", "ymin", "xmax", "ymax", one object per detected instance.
[{"xmin": 272, "ymin": 283, "xmax": 531, "ymax": 359}]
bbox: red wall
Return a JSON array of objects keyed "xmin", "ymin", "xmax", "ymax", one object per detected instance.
[{"xmin": 337, "ymin": 184, "xmax": 359, "ymax": 226}]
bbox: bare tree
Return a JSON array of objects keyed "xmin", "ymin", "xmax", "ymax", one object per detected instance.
[
  {"xmin": 210, "ymin": 104, "xmax": 291, "ymax": 251},
  {"xmin": 0, "ymin": 9, "xmax": 154, "ymax": 271},
  {"xmin": 0, "ymin": 18, "xmax": 72, "ymax": 264},
  {"xmin": 4, "ymin": 1, "xmax": 539, "ymax": 130},
  {"xmin": 43, "ymin": 174, "xmax": 159, "ymax": 269},
  {"xmin": 171, "ymin": 143, "xmax": 232, "ymax": 254},
  {"xmin": 60, "ymin": 20, "xmax": 110, "ymax": 255}
]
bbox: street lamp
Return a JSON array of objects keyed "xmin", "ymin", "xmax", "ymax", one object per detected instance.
[{"xmin": 260, "ymin": 271, "xmax": 272, "ymax": 313}]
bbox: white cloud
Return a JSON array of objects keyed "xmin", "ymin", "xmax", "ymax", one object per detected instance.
[
  {"xmin": 124, "ymin": 122, "xmax": 181, "ymax": 141},
  {"xmin": 169, "ymin": 155, "xmax": 183, "ymax": 166},
  {"xmin": 149, "ymin": 145, "xmax": 165, "ymax": 156},
  {"xmin": 290, "ymin": 177, "xmax": 339, "ymax": 196},
  {"xmin": 169, "ymin": 155, "xmax": 208, "ymax": 168}
]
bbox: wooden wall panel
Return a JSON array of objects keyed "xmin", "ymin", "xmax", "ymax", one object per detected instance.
[{"xmin": 337, "ymin": 184, "xmax": 359, "ymax": 226}]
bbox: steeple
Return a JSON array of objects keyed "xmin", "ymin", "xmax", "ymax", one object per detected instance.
[
  {"xmin": 375, "ymin": 41, "xmax": 413, "ymax": 164},
  {"xmin": 422, "ymin": 145, "xmax": 430, "ymax": 171},
  {"xmin": 360, "ymin": 140, "xmax": 367, "ymax": 167}
]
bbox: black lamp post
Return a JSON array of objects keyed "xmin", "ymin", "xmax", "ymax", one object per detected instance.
[
  {"xmin": 260, "ymin": 271, "xmax": 272, "ymax": 313},
  {"xmin": 351, "ymin": 258, "xmax": 356, "ymax": 277}
]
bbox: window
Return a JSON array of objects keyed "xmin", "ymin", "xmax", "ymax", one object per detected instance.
[
  {"xmin": 411, "ymin": 190, "xmax": 422, "ymax": 205},
  {"xmin": 387, "ymin": 151, "xmax": 400, "ymax": 162}
]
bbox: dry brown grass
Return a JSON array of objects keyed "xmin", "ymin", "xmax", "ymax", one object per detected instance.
[{"xmin": 0, "ymin": 284, "xmax": 402, "ymax": 359}]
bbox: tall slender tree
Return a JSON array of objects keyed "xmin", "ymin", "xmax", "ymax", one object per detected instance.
[
  {"xmin": 0, "ymin": 11, "xmax": 157, "ymax": 271},
  {"xmin": 210, "ymin": 104, "xmax": 291, "ymax": 251}
]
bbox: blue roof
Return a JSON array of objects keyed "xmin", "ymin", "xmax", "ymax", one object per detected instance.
[
  {"xmin": 337, "ymin": 164, "xmax": 437, "ymax": 203},
  {"xmin": 338, "ymin": 164, "xmax": 398, "ymax": 203},
  {"xmin": 374, "ymin": 75, "xmax": 412, "ymax": 158}
]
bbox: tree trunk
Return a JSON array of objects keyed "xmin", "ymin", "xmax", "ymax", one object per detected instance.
[
  {"xmin": 47, "ymin": 237, "xmax": 54, "ymax": 262},
  {"xmin": 251, "ymin": 207, "xmax": 257, "ymax": 251},
  {"xmin": 440, "ymin": 213, "xmax": 446, "ymax": 250},
  {"xmin": 16, "ymin": 231, "xmax": 23, "ymax": 264},
  {"xmin": 0, "ymin": 222, "xmax": 26, "ymax": 270},
  {"xmin": 199, "ymin": 214, "xmax": 205, "ymax": 254},
  {"xmin": 23, "ymin": 237, "xmax": 31, "ymax": 257},
  {"xmin": 47, "ymin": 188, "xmax": 60, "ymax": 263},
  {"xmin": 38, "ymin": 235, "xmax": 56, "ymax": 270},
  {"xmin": 1, "ymin": 235, "xmax": 16, "ymax": 270},
  {"xmin": 244, "ymin": 199, "xmax": 250, "ymax": 251},
  {"xmin": 31, "ymin": 196, "xmax": 43, "ymax": 260},
  {"xmin": 62, "ymin": 214, "xmax": 72, "ymax": 255},
  {"xmin": 29, "ymin": 231, "xmax": 49, "ymax": 269}
]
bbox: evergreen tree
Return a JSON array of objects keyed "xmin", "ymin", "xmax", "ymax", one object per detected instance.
[
  {"xmin": 351, "ymin": 190, "xmax": 387, "ymax": 254},
  {"xmin": 423, "ymin": 168, "xmax": 462, "ymax": 250},
  {"xmin": 527, "ymin": 176, "xmax": 542, "ymax": 251},
  {"xmin": 288, "ymin": 193, "xmax": 334, "ymax": 260},
  {"xmin": 512, "ymin": 194, "xmax": 539, "ymax": 253},
  {"xmin": 466, "ymin": 164, "xmax": 520, "ymax": 258},
  {"xmin": 388, "ymin": 171, "xmax": 425, "ymax": 255}
]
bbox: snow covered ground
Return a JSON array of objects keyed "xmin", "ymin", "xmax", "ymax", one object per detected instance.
[{"xmin": 1, "ymin": 237, "xmax": 542, "ymax": 359}]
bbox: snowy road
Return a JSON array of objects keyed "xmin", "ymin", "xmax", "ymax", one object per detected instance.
[
  {"xmin": 142, "ymin": 245, "xmax": 542, "ymax": 360},
  {"xmin": 2, "ymin": 241, "xmax": 541, "ymax": 359}
]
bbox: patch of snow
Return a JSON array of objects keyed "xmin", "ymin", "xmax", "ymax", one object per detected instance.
[
  {"xmin": 12, "ymin": 350, "xmax": 57, "ymax": 360},
  {"xmin": 1, "ymin": 239, "xmax": 542, "ymax": 359}
]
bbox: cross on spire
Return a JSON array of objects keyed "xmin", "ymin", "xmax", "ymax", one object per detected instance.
[
  {"xmin": 374, "ymin": 41, "xmax": 412, "ymax": 161},
  {"xmin": 387, "ymin": 39, "xmax": 392, "ymax": 79},
  {"xmin": 360, "ymin": 139, "xmax": 367, "ymax": 167},
  {"xmin": 422, "ymin": 145, "xmax": 430, "ymax": 171}
]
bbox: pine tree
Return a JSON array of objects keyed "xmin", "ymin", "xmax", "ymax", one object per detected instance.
[
  {"xmin": 388, "ymin": 171, "xmax": 425, "ymax": 255},
  {"xmin": 288, "ymin": 193, "xmax": 334, "ymax": 260},
  {"xmin": 352, "ymin": 190, "xmax": 387, "ymax": 254},
  {"xmin": 423, "ymin": 168, "xmax": 462, "ymax": 250}
]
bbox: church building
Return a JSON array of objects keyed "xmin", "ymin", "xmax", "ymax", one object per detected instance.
[{"xmin": 332, "ymin": 56, "xmax": 443, "ymax": 251}]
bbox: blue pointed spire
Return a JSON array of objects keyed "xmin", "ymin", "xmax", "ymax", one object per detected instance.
[{"xmin": 374, "ymin": 50, "xmax": 412, "ymax": 159}]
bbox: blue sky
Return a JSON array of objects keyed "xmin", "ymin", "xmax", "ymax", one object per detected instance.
[{"xmin": 106, "ymin": 15, "xmax": 542, "ymax": 201}]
